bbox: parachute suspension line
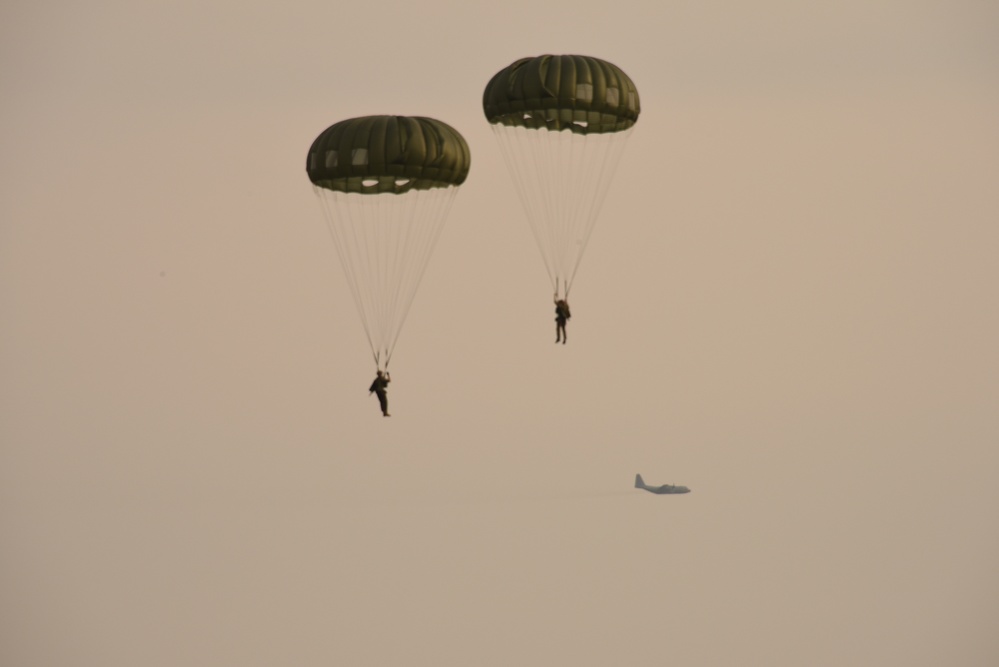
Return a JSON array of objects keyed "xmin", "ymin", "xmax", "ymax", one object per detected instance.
[
  {"xmin": 344, "ymin": 190, "xmax": 388, "ymax": 365},
  {"xmin": 491, "ymin": 124, "xmax": 634, "ymax": 299},
  {"xmin": 540, "ymin": 127, "xmax": 576, "ymax": 288},
  {"xmin": 315, "ymin": 187, "xmax": 455, "ymax": 370},
  {"xmin": 384, "ymin": 186, "xmax": 458, "ymax": 369},
  {"xmin": 536, "ymin": 127, "xmax": 565, "ymax": 283},
  {"xmin": 316, "ymin": 187, "xmax": 378, "ymax": 367},
  {"xmin": 562, "ymin": 131, "xmax": 593, "ymax": 298},
  {"xmin": 557, "ymin": 130, "xmax": 586, "ymax": 295},
  {"xmin": 377, "ymin": 188, "xmax": 450, "ymax": 370},
  {"xmin": 491, "ymin": 124, "xmax": 557, "ymax": 291},
  {"xmin": 564, "ymin": 130, "xmax": 619, "ymax": 296},
  {"xmin": 564, "ymin": 129, "xmax": 633, "ymax": 297},
  {"xmin": 366, "ymin": 190, "xmax": 392, "ymax": 372}
]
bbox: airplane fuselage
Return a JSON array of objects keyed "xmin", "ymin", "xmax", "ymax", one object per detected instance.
[
  {"xmin": 635, "ymin": 474, "xmax": 690, "ymax": 494},
  {"xmin": 642, "ymin": 484, "xmax": 690, "ymax": 494}
]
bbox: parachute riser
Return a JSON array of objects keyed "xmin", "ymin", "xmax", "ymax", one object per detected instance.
[
  {"xmin": 373, "ymin": 350, "xmax": 388, "ymax": 374},
  {"xmin": 554, "ymin": 277, "xmax": 569, "ymax": 302}
]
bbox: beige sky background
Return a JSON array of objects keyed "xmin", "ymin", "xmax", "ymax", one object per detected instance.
[{"xmin": 3, "ymin": 1, "xmax": 998, "ymax": 665}]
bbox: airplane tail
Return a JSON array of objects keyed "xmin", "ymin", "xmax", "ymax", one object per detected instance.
[{"xmin": 635, "ymin": 474, "xmax": 646, "ymax": 489}]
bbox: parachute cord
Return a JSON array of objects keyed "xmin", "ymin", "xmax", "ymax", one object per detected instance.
[
  {"xmin": 316, "ymin": 188, "xmax": 379, "ymax": 361},
  {"xmin": 315, "ymin": 187, "xmax": 454, "ymax": 369},
  {"xmin": 490, "ymin": 124, "xmax": 633, "ymax": 298},
  {"xmin": 361, "ymin": 191, "xmax": 390, "ymax": 360},
  {"xmin": 385, "ymin": 186, "xmax": 457, "ymax": 365},
  {"xmin": 566, "ymin": 128, "xmax": 633, "ymax": 296},
  {"xmin": 491, "ymin": 124, "xmax": 557, "ymax": 292}
]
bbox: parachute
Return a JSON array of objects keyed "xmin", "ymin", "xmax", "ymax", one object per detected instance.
[
  {"xmin": 483, "ymin": 54, "xmax": 640, "ymax": 299},
  {"xmin": 306, "ymin": 115, "xmax": 470, "ymax": 371}
]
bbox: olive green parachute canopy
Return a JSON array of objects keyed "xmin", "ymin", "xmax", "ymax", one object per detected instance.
[
  {"xmin": 483, "ymin": 55, "xmax": 640, "ymax": 134},
  {"xmin": 307, "ymin": 115, "xmax": 471, "ymax": 194}
]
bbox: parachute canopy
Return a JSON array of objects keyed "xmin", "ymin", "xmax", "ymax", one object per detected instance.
[
  {"xmin": 307, "ymin": 115, "xmax": 470, "ymax": 370},
  {"xmin": 483, "ymin": 54, "xmax": 640, "ymax": 135},
  {"xmin": 307, "ymin": 115, "xmax": 471, "ymax": 194},
  {"xmin": 483, "ymin": 55, "xmax": 639, "ymax": 298}
]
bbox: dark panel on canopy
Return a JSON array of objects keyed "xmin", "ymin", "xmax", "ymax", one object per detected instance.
[
  {"xmin": 307, "ymin": 116, "xmax": 471, "ymax": 194},
  {"xmin": 483, "ymin": 55, "xmax": 640, "ymax": 134}
]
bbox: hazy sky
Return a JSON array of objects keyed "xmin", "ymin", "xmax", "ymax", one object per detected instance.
[{"xmin": 3, "ymin": 1, "xmax": 998, "ymax": 665}]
